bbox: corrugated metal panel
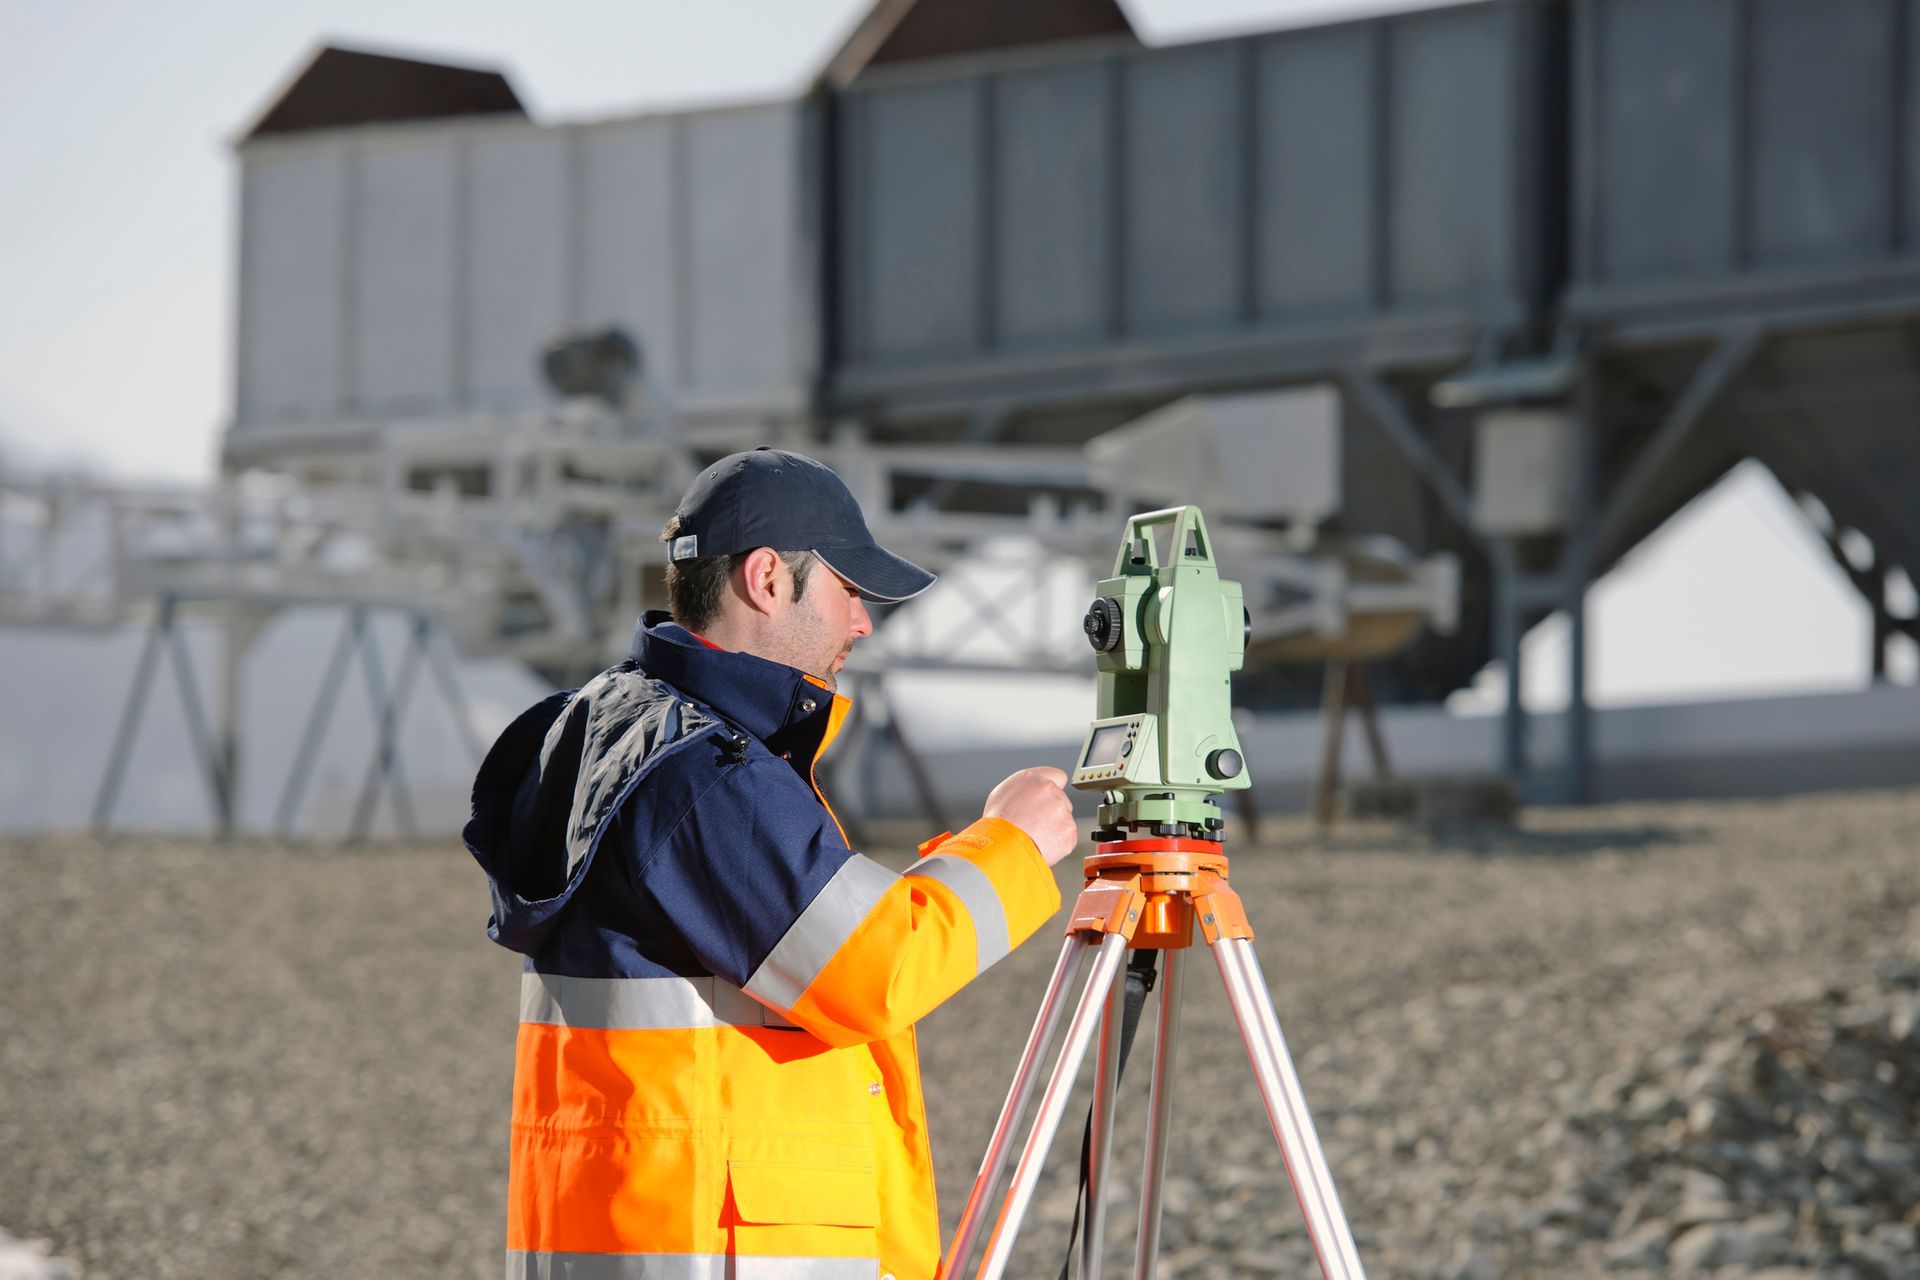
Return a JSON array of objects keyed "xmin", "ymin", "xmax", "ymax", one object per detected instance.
[
  {"xmin": 1121, "ymin": 43, "xmax": 1246, "ymax": 335},
  {"xmin": 576, "ymin": 118, "xmax": 678, "ymax": 391},
  {"xmin": 1586, "ymin": 0, "xmax": 1736, "ymax": 281},
  {"xmin": 465, "ymin": 128, "xmax": 571, "ymax": 412},
  {"xmin": 993, "ymin": 60, "xmax": 1112, "ymax": 347},
  {"xmin": 232, "ymin": 100, "xmax": 815, "ymax": 438},
  {"xmin": 850, "ymin": 80, "xmax": 981, "ymax": 361},
  {"xmin": 1747, "ymin": 0, "xmax": 1898, "ymax": 268},
  {"xmin": 682, "ymin": 105, "xmax": 807, "ymax": 400},
  {"xmin": 1386, "ymin": 4, "xmax": 1515, "ymax": 305},
  {"xmin": 1908, "ymin": 5, "xmax": 1920, "ymax": 244},
  {"xmin": 1580, "ymin": 0, "xmax": 1912, "ymax": 294},
  {"xmin": 236, "ymin": 144, "xmax": 349, "ymax": 426},
  {"xmin": 835, "ymin": 3, "xmax": 1540, "ymax": 405},
  {"xmin": 1255, "ymin": 26, "xmax": 1374, "ymax": 321},
  {"xmin": 353, "ymin": 136, "xmax": 459, "ymax": 415}
]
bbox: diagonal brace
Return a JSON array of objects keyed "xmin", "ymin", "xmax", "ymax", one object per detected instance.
[
  {"xmin": 1595, "ymin": 326, "xmax": 1763, "ymax": 556},
  {"xmin": 1342, "ymin": 370, "xmax": 1482, "ymax": 545}
]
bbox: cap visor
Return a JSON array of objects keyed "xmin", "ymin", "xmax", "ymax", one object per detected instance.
[{"xmin": 816, "ymin": 543, "xmax": 936, "ymax": 603}]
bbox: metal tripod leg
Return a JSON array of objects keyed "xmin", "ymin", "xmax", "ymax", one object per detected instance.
[
  {"xmin": 976, "ymin": 933, "xmax": 1129, "ymax": 1280},
  {"xmin": 943, "ymin": 935, "xmax": 1086, "ymax": 1279},
  {"xmin": 1215, "ymin": 937, "xmax": 1368, "ymax": 1280},
  {"xmin": 1083, "ymin": 962, "xmax": 1127, "ymax": 1280},
  {"xmin": 1133, "ymin": 946, "xmax": 1184, "ymax": 1280}
]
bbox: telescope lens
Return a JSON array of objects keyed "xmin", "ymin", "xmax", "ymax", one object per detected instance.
[{"xmin": 1084, "ymin": 597, "xmax": 1123, "ymax": 653}]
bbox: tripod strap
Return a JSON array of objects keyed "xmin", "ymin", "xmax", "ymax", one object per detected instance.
[{"xmin": 1057, "ymin": 948, "xmax": 1159, "ymax": 1280}]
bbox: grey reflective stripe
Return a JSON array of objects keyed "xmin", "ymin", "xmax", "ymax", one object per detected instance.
[
  {"xmin": 520, "ymin": 972, "xmax": 799, "ymax": 1031},
  {"xmin": 745, "ymin": 854, "xmax": 899, "ymax": 1010},
  {"xmin": 903, "ymin": 852, "xmax": 1012, "ymax": 976},
  {"xmin": 506, "ymin": 1251, "xmax": 877, "ymax": 1279}
]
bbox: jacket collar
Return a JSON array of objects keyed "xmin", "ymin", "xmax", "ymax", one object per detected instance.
[{"xmin": 627, "ymin": 610, "xmax": 839, "ymax": 751}]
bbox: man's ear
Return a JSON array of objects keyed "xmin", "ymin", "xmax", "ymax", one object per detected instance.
[{"xmin": 736, "ymin": 547, "xmax": 786, "ymax": 617}]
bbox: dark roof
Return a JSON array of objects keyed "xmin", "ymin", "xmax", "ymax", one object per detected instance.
[
  {"xmin": 820, "ymin": 0, "xmax": 1136, "ymax": 88},
  {"xmin": 239, "ymin": 45, "xmax": 525, "ymax": 144}
]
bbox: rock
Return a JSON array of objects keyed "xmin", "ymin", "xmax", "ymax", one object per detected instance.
[
  {"xmin": 1741, "ymin": 1213, "xmax": 1796, "ymax": 1263},
  {"xmin": 1864, "ymin": 1222, "xmax": 1916, "ymax": 1254},
  {"xmin": 1679, "ymin": 1167, "xmax": 1733, "ymax": 1204},
  {"xmin": 1670, "ymin": 1222, "xmax": 1746, "ymax": 1271},
  {"xmin": 1684, "ymin": 1095, "xmax": 1725, "ymax": 1135},
  {"xmin": 0, "ymin": 1232, "xmax": 78, "ymax": 1280},
  {"xmin": 1442, "ymin": 1243, "xmax": 1499, "ymax": 1280},
  {"xmin": 1214, "ymin": 1165, "xmax": 1285, "ymax": 1192},
  {"xmin": 1603, "ymin": 1222, "xmax": 1668, "ymax": 1270},
  {"xmin": 1225, "ymin": 1249, "xmax": 1292, "ymax": 1275},
  {"xmin": 1624, "ymin": 1084, "xmax": 1677, "ymax": 1121}
]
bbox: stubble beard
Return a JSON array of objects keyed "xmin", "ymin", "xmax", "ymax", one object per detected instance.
[{"xmin": 766, "ymin": 606, "xmax": 843, "ymax": 692}]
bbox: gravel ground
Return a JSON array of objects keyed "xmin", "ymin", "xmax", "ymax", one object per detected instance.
[{"xmin": 3, "ymin": 787, "xmax": 1917, "ymax": 1279}]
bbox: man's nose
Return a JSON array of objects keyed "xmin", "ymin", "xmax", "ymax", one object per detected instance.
[{"xmin": 850, "ymin": 596, "xmax": 873, "ymax": 639}]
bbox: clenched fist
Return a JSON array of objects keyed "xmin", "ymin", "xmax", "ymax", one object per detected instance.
[{"xmin": 983, "ymin": 766, "xmax": 1078, "ymax": 866}]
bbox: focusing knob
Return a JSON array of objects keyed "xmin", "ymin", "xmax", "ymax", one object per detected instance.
[
  {"xmin": 1206, "ymin": 748, "xmax": 1244, "ymax": 780},
  {"xmin": 1083, "ymin": 597, "xmax": 1123, "ymax": 653}
]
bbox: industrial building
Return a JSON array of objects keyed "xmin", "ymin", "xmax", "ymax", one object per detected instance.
[{"xmin": 7, "ymin": 0, "xmax": 1919, "ymax": 832}]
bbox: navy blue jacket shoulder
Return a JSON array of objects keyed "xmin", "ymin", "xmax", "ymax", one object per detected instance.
[{"xmin": 464, "ymin": 611, "xmax": 858, "ymax": 985}]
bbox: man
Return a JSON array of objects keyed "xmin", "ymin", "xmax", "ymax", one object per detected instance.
[{"xmin": 466, "ymin": 447, "xmax": 1076, "ymax": 1280}]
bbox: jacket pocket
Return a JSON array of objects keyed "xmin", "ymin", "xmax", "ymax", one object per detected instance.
[{"xmin": 729, "ymin": 1159, "xmax": 881, "ymax": 1228}]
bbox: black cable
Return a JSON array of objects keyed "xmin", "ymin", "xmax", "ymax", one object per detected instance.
[{"xmin": 1057, "ymin": 948, "xmax": 1160, "ymax": 1280}]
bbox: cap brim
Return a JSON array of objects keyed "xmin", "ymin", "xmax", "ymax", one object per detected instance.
[{"xmin": 816, "ymin": 543, "xmax": 936, "ymax": 603}]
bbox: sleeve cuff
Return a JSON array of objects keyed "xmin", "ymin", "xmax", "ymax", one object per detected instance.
[{"xmin": 917, "ymin": 816, "xmax": 1062, "ymax": 950}]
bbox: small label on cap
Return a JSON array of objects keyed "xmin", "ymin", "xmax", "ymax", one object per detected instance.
[{"xmin": 670, "ymin": 535, "xmax": 699, "ymax": 561}]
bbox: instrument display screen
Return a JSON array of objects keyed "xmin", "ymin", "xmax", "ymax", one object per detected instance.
[{"xmin": 1082, "ymin": 723, "xmax": 1131, "ymax": 769}]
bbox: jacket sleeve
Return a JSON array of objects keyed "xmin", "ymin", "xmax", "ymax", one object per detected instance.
[{"xmin": 635, "ymin": 756, "xmax": 1062, "ymax": 1047}]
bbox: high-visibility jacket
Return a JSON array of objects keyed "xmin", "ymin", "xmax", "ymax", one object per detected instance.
[{"xmin": 465, "ymin": 612, "xmax": 1062, "ymax": 1280}]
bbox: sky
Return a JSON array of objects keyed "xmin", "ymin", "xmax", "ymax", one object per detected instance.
[{"xmin": 0, "ymin": 0, "xmax": 1908, "ymax": 710}]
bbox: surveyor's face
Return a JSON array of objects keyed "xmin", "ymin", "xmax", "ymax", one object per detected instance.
[{"xmin": 777, "ymin": 557, "xmax": 872, "ymax": 689}]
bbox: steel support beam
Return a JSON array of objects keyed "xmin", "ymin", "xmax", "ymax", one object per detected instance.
[
  {"xmin": 1488, "ymin": 541, "xmax": 1526, "ymax": 781},
  {"xmin": 1342, "ymin": 369, "xmax": 1481, "ymax": 542},
  {"xmin": 424, "ymin": 620, "xmax": 486, "ymax": 766},
  {"xmin": 92, "ymin": 598, "xmax": 173, "ymax": 834},
  {"xmin": 91, "ymin": 597, "xmax": 234, "ymax": 834},
  {"xmin": 348, "ymin": 612, "xmax": 424, "ymax": 843},
  {"xmin": 1564, "ymin": 367, "xmax": 1598, "ymax": 805},
  {"xmin": 1794, "ymin": 500, "xmax": 1920, "ymax": 676},
  {"xmin": 275, "ymin": 608, "xmax": 362, "ymax": 835},
  {"xmin": 1594, "ymin": 326, "xmax": 1763, "ymax": 557},
  {"xmin": 166, "ymin": 602, "xmax": 233, "ymax": 831}
]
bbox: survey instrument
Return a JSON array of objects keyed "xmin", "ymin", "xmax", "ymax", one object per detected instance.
[{"xmin": 942, "ymin": 506, "xmax": 1369, "ymax": 1280}]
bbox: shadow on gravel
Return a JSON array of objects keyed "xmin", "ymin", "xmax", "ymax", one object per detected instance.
[{"xmin": 1280, "ymin": 822, "xmax": 1706, "ymax": 860}]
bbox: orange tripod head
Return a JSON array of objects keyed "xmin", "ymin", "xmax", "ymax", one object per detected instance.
[{"xmin": 1066, "ymin": 835, "xmax": 1254, "ymax": 951}]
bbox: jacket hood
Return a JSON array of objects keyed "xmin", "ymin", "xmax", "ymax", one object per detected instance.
[
  {"xmin": 463, "ymin": 658, "xmax": 718, "ymax": 956},
  {"xmin": 466, "ymin": 613, "xmax": 841, "ymax": 957}
]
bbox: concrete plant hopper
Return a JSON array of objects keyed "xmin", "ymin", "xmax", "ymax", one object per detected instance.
[{"xmin": 188, "ymin": 0, "xmax": 1920, "ymax": 821}]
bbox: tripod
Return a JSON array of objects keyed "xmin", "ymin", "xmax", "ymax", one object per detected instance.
[{"xmin": 940, "ymin": 837, "xmax": 1369, "ymax": 1280}]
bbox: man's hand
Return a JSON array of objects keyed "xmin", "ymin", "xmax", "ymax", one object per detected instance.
[{"xmin": 983, "ymin": 767, "xmax": 1078, "ymax": 866}]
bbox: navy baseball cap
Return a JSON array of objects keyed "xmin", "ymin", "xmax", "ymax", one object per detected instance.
[{"xmin": 668, "ymin": 448, "xmax": 936, "ymax": 602}]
